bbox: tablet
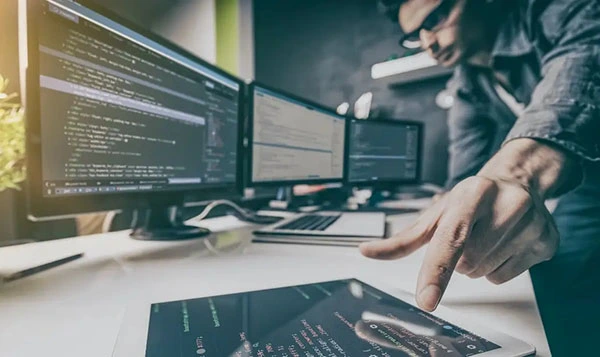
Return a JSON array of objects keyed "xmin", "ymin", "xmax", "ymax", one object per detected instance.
[{"xmin": 113, "ymin": 279, "xmax": 535, "ymax": 357}]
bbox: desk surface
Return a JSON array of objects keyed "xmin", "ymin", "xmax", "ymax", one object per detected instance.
[{"xmin": 0, "ymin": 213, "xmax": 550, "ymax": 357}]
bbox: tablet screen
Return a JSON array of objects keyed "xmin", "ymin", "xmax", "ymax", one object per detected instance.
[{"xmin": 145, "ymin": 279, "xmax": 500, "ymax": 357}]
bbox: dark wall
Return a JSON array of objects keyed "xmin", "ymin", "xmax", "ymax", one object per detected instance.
[
  {"xmin": 254, "ymin": 0, "xmax": 450, "ymax": 185},
  {"xmin": 90, "ymin": 0, "xmax": 183, "ymax": 28}
]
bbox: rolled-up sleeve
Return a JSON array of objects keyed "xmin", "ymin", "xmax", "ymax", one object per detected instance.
[{"xmin": 503, "ymin": 0, "xmax": 600, "ymax": 162}]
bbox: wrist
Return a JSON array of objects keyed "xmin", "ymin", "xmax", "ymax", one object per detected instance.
[{"xmin": 478, "ymin": 138, "xmax": 581, "ymax": 198}]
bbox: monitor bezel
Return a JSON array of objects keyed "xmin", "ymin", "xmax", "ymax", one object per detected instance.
[
  {"xmin": 344, "ymin": 117, "xmax": 423, "ymax": 187},
  {"xmin": 25, "ymin": 0, "xmax": 245, "ymax": 220},
  {"xmin": 247, "ymin": 81, "xmax": 347, "ymax": 188}
]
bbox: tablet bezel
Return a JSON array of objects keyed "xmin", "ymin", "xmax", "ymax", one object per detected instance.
[{"xmin": 112, "ymin": 278, "xmax": 536, "ymax": 357}]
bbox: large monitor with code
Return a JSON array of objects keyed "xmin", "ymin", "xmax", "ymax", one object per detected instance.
[
  {"xmin": 347, "ymin": 118, "xmax": 422, "ymax": 185},
  {"xmin": 248, "ymin": 83, "xmax": 346, "ymax": 186},
  {"xmin": 24, "ymin": 0, "xmax": 243, "ymax": 238}
]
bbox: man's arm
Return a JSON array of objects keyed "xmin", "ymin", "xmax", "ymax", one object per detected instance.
[
  {"xmin": 361, "ymin": 0, "xmax": 600, "ymax": 312},
  {"xmin": 478, "ymin": 139, "xmax": 581, "ymax": 199},
  {"xmin": 503, "ymin": 0, "xmax": 600, "ymax": 166}
]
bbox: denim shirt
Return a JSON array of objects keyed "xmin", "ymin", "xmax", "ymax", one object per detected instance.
[{"xmin": 445, "ymin": 0, "xmax": 600, "ymax": 189}]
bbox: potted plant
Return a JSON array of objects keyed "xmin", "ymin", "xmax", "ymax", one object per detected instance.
[{"xmin": 0, "ymin": 75, "xmax": 26, "ymax": 242}]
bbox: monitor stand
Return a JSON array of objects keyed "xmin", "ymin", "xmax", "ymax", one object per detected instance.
[
  {"xmin": 130, "ymin": 204, "xmax": 211, "ymax": 241},
  {"xmin": 267, "ymin": 186, "xmax": 354, "ymax": 213},
  {"xmin": 268, "ymin": 186, "xmax": 344, "ymax": 212},
  {"xmin": 267, "ymin": 187, "xmax": 319, "ymax": 212},
  {"xmin": 342, "ymin": 187, "xmax": 391, "ymax": 210},
  {"xmin": 343, "ymin": 186, "xmax": 420, "ymax": 214},
  {"xmin": 365, "ymin": 188, "xmax": 391, "ymax": 208}
]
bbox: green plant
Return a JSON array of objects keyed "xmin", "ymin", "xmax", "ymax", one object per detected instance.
[{"xmin": 0, "ymin": 76, "xmax": 25, "ymax": 192}]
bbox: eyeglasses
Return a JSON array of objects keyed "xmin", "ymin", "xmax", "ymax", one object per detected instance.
[{"xmin": 398, "ymin": 0, "xmax": 456, "ymax": 49}]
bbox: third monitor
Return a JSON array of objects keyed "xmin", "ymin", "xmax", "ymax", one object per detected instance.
[{"xmin": 346, "ymin": 118, "xmax": 422, "ymax": 186}]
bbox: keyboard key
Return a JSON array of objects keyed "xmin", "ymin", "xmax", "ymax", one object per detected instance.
[{"xmin": 279, "ymin": 214, "xmax": 341, "ymax": 231}]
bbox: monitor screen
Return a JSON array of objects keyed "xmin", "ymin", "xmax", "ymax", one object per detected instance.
[
  {"xmin": 250, "ymin": 85, "xmax": 346, "ymax": 184},
  {"xmin": 348, "ymin": 119, "xmax": 420, "ymax": 184},
  {"xmin": 37, "ymin": 0, "xmax": 241, "ymax": 197}
]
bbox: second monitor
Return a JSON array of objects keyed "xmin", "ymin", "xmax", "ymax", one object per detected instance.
[{"xmin": 248, "ymin": 83, "xmax": 346, "ymax": 186}]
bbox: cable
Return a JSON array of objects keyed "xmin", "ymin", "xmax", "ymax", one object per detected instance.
[{"xmin": 189, "ymin": 200, "xmax": 282, "ymax": 225}]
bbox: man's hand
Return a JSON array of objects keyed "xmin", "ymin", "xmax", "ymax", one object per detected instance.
[{"xmin": 360, "ymin": 139, "xmax": 579, "ymax": 311}]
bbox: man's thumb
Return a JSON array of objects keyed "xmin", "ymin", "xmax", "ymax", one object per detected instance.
[
  {"xmin": 359, "ymin": 225, "xmax": 432, "ymax": 260},
  {"xmin": 359, "ymin": 200, "xmax": 444, "ymax": 260}
]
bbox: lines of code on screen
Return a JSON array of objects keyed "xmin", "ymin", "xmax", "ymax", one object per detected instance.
[
  {"xmin": 348, "ymin": 120, "xmax": 419, "ymax": 184},
  {"xmin": 251, "ymin": 87, "xmax": 346, "ymax": 183},
  {"xmin": 145, "ymin": 280, "xmax": 501, "ymax": 357},
  {"xmin": 37, "ymin": 1, "xmax": 239, "ymax": 196}
]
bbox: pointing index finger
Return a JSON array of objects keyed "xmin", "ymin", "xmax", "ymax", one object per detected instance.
[{"xmin": 416, "ymin": 178, "xmax": 492, "ymax": 311}]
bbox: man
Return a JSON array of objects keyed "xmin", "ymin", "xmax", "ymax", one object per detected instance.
[{"xmin": 361, "ymin": 0, "xmax": 600, "ymax": 354}]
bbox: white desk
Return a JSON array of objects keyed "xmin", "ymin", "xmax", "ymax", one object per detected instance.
[{"xmin": 0, "ymin": 213, "xmax": 550, "ymax": 356}]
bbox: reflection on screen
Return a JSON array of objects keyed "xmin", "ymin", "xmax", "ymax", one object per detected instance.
[
  {"xmin": 145, "ymin": 279, "xmax": 500, "ymax": 357},
  {"xmin": 251, "ymin": 86, "xmax": 346, "ymax": 183}
]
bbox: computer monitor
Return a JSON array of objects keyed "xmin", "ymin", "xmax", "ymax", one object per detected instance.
[
  {"xmin": 248, "ymin": 83, "xmax": 346, "ymax": 187},
  {"xmin": 24, "ymin": 0, "xmax": 244, "ymax": 239},
  {"xmin": 346, "ymin": 118, "xmax": 422, "ymax": 186}
]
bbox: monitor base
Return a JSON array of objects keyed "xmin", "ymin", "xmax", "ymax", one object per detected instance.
[
  {"xmin": 366, "ymin": 188, "xmax": 392, "ymax": 207},
  {"xmin": 130, "ymin": 225, "xmax": 211, "ymax": 241},
  {"xmin": 268, "ymin": 186, "xmax": 350, "ymax": 213},
  {"xmin": 129, "ymin": 205, "xmax": 212, "ymax": 241}
]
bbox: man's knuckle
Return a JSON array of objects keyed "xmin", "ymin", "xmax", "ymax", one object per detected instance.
[
  {"xmin": 468, "ymin": 270, "xmax": 484, "ymax": 279},
  {"xmin": 456, "ymin": 256, "xmax": 476, "ymax": 273},
  {"xmin": 435, "ymin": 264, "xmax": 453, "ymax": 281},
  {"xmin": 487, "ymin": 274, "xmax": 505, "ymax": 285},
  {"xmin": 445, "ymin": 222, "xmax": 470, "ymax": 250},
  {"xmin": 487, "ymin": 269, "xmax": 515, "ymax": 285},
  {"xmin": 457, "ymin": 261, "xmax": 473, "ymax": 273},
  {"xmin": 445, "ymin": 238, "xmax": 464, "ymax": 251},
  {"xmin": 532, "ymin": 230, "xmax": 559, "ymax": 258},
  {"xmin": 531, "ymin": 240, "xmax": 548, "ymax": 256},
  {"xmin": 540, "ymin": 240, "xmax": 558, "ymax": 259}
]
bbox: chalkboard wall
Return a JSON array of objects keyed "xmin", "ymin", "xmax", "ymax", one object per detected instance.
[{"xmin": 254, "ymin": 0, "xmax": 450, "ymax": 185}]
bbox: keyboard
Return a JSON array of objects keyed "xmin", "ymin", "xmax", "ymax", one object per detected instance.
[
  {"xmin": 341, "ymin": 206, "xmax": 420, "ymax": 215},
  {"xmin": 277, "ymin": 214, "xmax": 341, "ymax": 231},
  {"xmin": 254, "ymin": 212, "xmax": 386, "ymax": 239}
]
